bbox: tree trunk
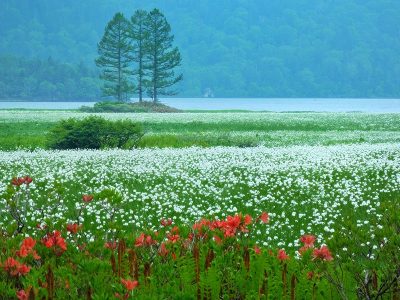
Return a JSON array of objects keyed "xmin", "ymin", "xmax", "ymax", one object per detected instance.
[
  {"xmin": 118, "ymin": 26, "xmax": 122, "ymax": 102},
  {"xmin": 138, "ymin": 26, "xmax": 143, "ymax": 102}
]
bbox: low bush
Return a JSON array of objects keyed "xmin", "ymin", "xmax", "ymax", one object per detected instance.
[
  {"xmin": 46, "ymin": 116, "xmax": 143, "ymax": 149},
  {"xmin": 80, "ymin": 101, "xmax": 181, "ymax": 113}
]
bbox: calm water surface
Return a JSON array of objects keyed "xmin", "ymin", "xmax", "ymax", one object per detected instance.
[{"xmin": 0, "ymin": 98, "xmax": 399, "ymax": 112}]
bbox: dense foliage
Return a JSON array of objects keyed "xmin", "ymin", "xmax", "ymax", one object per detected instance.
[
  {"xmin": 46, "ymin": 116, "xmax": 143, "ymax": 149},
  {"xmin": 0, "ymin": 175, "xmax": 398, "ymax": 298},
  {"xmin": 0, "ymin": 55, "xmax": 100, "ymax": 100},
  {"xmin": 0, "ymin": 0, "xmax": 399, "ymax": 98}
]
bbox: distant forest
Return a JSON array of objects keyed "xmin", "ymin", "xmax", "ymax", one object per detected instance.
[
  {"xmin": 0, "ymin": 56, "xmax": 100, "ymax": 100},
  {"xmin": 0, "ymin": 0, "xmax": 399, "ymax": 100}
]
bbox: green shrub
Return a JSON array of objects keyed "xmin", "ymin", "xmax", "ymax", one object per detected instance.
[
  {"xmin": 80, "ymin": 101, "xmax": 181, "ymax": 113},
  {"xmin": 47, "ymin": 116, "xmax": 143, "ymax": 149},
  {"xmin": 81, "ymin": 102, "xmax": 135, "ymax": 113},
  {"xmin": 328, "ymin": 192, "xmax": 400, "ymax": 298}
]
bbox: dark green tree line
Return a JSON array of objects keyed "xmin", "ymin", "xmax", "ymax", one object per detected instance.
[
  {"xmin": 0, "ymin": 55, "xmax": 99, "ymax": 101},
  {"xmin": 0, "ymin": 0, "xmax": 399, "ymax": 98}
]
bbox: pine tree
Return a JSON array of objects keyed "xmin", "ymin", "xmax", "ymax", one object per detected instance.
[
  {"xmin": 130, "ymin": 10, "xmax": 149, "ymax": 102},
  {"xmin": 95, "ymin": 13, "xmax": 134, "ymax": 102},
  {"xmin": 144, "ymin": 9, "xmax": 183, "ymax": 102}
]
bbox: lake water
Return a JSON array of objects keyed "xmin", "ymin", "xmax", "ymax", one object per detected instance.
[{"xmin": 0, "ymin": 98, "xmax": 400, "ymax": 112}]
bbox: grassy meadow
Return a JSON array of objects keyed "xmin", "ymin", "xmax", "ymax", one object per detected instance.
[
  {"xmin": 0, "ymin": 110, "xmax": 399, "ymax": 298},
  {"xmin": 1, "ymin": 110, "xmax": 400, "ymax": 149}
]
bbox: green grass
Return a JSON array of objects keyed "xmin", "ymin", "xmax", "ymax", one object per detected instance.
[
  {"xmin": 0, "ymin": 121, "xmax": 52, "ymax": 149},
  {"xmin": 0, "ymin": 111, "xmax": 399, "ymax": 298},
  {"xmin": 1, "ymin": 111, "xmax": 400, "ymax": 149}
]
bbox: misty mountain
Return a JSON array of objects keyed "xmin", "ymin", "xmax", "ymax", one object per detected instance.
[{"xmin": 0, "ymin": 0, "xmax": 399, "ymax": 98}]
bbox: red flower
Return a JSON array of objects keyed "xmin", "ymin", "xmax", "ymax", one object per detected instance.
[
  {"xmin": 254, "ymin": 245, "xmax": 262, "ymax": 255},
  {"xmin": 160, "ymin": 219, "xmax": 173, "ymax": 226},
  {"xmin": 135, "ymin": 233, "xmax": 155, "ymax": 247},
  {"xmin": 17, "ymin": 239, "xmax": 40, "ymax": 259},
  {"xmin": 23, "ymin": 176, "xmax": 33, "ymax": 185},
  {"xmin": 32, "ymin": 251, "xmax": 40, "ymax": 260},
  {"xmin": 2, "ymin": 257, "xmax": 18, "ymax": 272},
  {"xmin": 223, "ymin": 227, "xmax": 236, "ymax": 237},
  {"xmin": 171, "ymin": 226, "xmax": 179, "ymax": 234},
  {"xmin": 300, "ymin": 235, "xmax": 316, "ymax": 247},
  {"xmin": 2, "ymin": 257, "xmax": 30, "ymax": 277},
  {"xmin": 135, "ymin": 233, "xmax": 145, "ymax": 247},
  {"xmin": 16, "ymin": 290, "xmax": 28, "ymax": 300},
  {"xmin": 210, "ymin": 220, "xmax": 225, "ymax": 230},
  {"xmin": 16, "ymin": 264, "xmax": 30, "ymax": 276},
  {"xmin": 313, "ymin": 245, "xmax": 333, "ymax": 261},
  {"xmin": 104, "ymin": 241, "xmax": 117, "ymax": 250},
  {"xmin": 42, "ymin": 231, "xmax": 67, "ymax": 253},
  {"xmin": 16, "ymin": 246, "xmax": 29, "ymax": 258},
  {"xmin": 220, "ymin": 214, "xmax": 242, "ymax": 237},
  {"xmin": 193, "ymin": 218, "xmax": 211, "ymax": 234},
  {"xmin": 121, "ymin": 279, "xmax": 138, "ymax": 291},
  {"xmin": 66, "ymin": 223, "xmax": 81, "ymax": 234},
  {"xmin": 146, "ymin": 235, "xmax": 154, "ymax": 245},
  {"xmin": 22, "ymin": 237, "xmax": 36, "ymax": 250},
  {"xmin": 258, "ymin": 212, "xmax": 269, "ymax": 224},
  {"xmin": 244, "ymin": 214, "xmax": 252, "ymax": 225},
  {"xmin": 57, "ymin": 238, "xmax": 67, "ymax": 251},
  {"xmin": 44, "ymin": 238, "xmax": 54, "ymax": 248},
  {"xmin": 277, "ymin": 249, "xmax": 290, "ymax": 261},
  {"xmin": 299, "ymin": 246, "xmax": 311, "ymax": 254},
  {"xmin": 167, "ymin": 234, "xmax": 180, "ymax": 243},
  {"xmin": 159, "ymin": 243, "xmax": 168, "ymax": 257},
  {"xmin": 11, "ymin": 177, "xmax": 25, "ymax": 186},
  {"xmin": 225, "ymin": 215, "xmax": 241, "ymax": 229},
  {"xmin": 82, "ymin": 194, "xmax": 94, "ymax": 203},
  {"xmin": 299, "ymin": 235, "xmax": 316, "ymax": 255}
]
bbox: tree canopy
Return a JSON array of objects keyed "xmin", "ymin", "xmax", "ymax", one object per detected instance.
[
  {"xmin": 0, "ymin": 0, "xmax": 399, "ymax": 98},
  {"xmin": 143, "ymin": 9, "xmax": 183, "ymax": 101},
  {"xmin": 96, "ymin": 13, "xmax": 134, "ymax": 102},
  {"xmin": 131, "ymin": 10, "xmax": 149, "ymax": 102}
]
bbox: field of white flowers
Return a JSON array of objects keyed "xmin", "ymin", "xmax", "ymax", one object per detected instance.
[
  {"xmin": 1, "ymin": 143, "xmax": 399, "ymax": 252},
  {"xmin": 1, "ymin": 110, "xmax": 400, "ymax": 127}
]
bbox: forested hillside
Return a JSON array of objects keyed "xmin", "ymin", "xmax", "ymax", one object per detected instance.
[{"xmin": 0, "ymin": 0, "xmax": 399, "ymax": 99}]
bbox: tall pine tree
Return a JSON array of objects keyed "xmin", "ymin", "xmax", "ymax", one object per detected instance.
[
  {"xmin": 96, "ymin": 13, "xmax": 134, "ymax": 102},
  {"xmin": 130, "ymin": 10, "xmax": 149, "ymax": 102},
  {"xmin": 144, "ymin": 9, "xmax": 183, "ymax": 102}
]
